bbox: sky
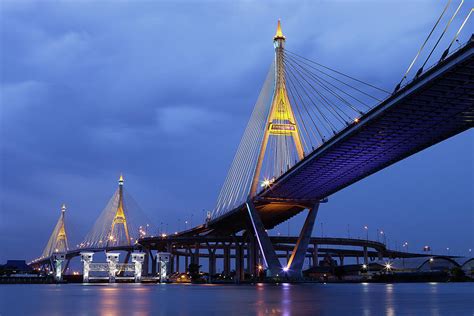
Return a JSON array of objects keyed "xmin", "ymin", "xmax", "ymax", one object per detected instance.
[{"xmin": 0, "ymin": 1, "xmax": 473, "ymax": 263}]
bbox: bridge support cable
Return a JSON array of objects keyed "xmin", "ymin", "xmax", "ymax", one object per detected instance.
[
  {"xmin": 416, "ymin": 0, "xmax": 465, "ymax": 78},
  {"xmin": 286, "ymin": 202, "xmax": 320, "ymax": 278},
  {"xmin": 284, "ymin": 59, "xmax": 354, "ymax": 126},
  {"xmin": 283, "ymin": 53, "xmax": 375, "ymax": 111},
  {"xmin": 394, "ymin": 0, "xmax": 453, "ymax": 92},
  {"xmin": 282, "ymin": 52, "xmax": 385, "ymax": 150},
  {"xmin": 80, "ymin": 175, "xmax": 153, "ymax": 249},
  {"xmin": 441, "ymin": 8, "xmax": 473, "ymax": 60},
  {"xmin": 212, "ymin": 63, "xmax": 275, "ymax": 218},
  {"xmin": 284, "ymin": 49, "xmax": 391, "ymax": 95},
  {"xmin": 40, "ymin": 204, "xmax": 69, "ymax": 259},
  {"xmin": 212, "ymin": 20, "xmax": 389, "ymax": 219}
]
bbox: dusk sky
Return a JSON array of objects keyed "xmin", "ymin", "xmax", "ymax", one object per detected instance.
[{"xmin": 1, "ymin": 1, "xmax": 473, "ymax": 263}]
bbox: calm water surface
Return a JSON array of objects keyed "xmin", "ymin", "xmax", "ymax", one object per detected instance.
[{"xmin": 0, "ymin": 283, "xmax": 473, "ymax": 315}]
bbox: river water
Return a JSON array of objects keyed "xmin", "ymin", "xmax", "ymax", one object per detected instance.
[{"xmin": 0, "ymin": 283, "xmax": 473, "ymax": 315}]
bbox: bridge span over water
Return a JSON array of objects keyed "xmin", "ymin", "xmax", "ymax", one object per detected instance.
[
  {"xmin": 30, "ymin": 18, "xmax": 473, "ymax": 281},
  {"xmin": 149, "ymin": 22, "xmax": 474, "ymax": 278}
]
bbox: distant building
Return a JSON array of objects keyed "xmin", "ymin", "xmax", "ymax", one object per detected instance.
[{"xmin": 0, "ymin": 260, "xmax": 34, "ymax": 275}]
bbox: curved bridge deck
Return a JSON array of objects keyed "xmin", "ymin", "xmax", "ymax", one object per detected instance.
[{"xmin": 195, "ymin": 37, "xmax": 474, "ymax": 236}]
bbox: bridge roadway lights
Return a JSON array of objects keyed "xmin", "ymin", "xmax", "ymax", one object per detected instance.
[
  {"xmin": 157, "ymin": 252, "xmax": 171, "ymax": 283},
  {"xmin": 106, "ymin": 252, "xmax": 120, "ymax": 283},
  {"xmin": 53, "ymin": 253, "xmax": 66, "ymax": 282},
  {"xmin": 131, "ymin": 252, "xmax": 145, "ymax": 283},
  {"xmin": 80, "ymin": 252, "xmax": 94, "ymax": 283}
]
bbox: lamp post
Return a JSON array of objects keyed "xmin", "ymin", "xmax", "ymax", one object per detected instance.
[
  {"xmin": 380, "ymin": 230, "xmax": 386, "ymax": 245},
  {"xmin": 364, "ymin": 225, "xmax": 368, "ymax": 242},
  {"xmin": 403, "ymin": 242, "xmax": 409, "ymax": 253}
]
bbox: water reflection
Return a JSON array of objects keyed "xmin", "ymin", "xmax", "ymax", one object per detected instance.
[
  {"xmin": 0, "ymin": 282, "xmax": 472, "ymax": 315},
  {"xmin": 385, "ymin": 284, "xmax": 395, "ymax": 316},
  {"xmin": 98, "ymin": 286, "xmax": 121, "ymax": 316},
  {"xmin": 95, "ymin": 284, "xmax": 150, "ymax": 316},
  {"xmin": 281, "ymin": 283, "xmax": 291, "ymax": 316}
]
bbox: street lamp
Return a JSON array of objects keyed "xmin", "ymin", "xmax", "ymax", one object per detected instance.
[
  {"xmin": 380, "ymin": 230, "xmax": 386, "ymax": 245},
  {"xmin": 364, "ymin": 225, "xmax": 368, "ymax": 241}
]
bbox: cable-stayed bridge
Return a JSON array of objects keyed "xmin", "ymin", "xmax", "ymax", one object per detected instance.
[
  {"xmin": 173, "ymin": 18, "xmax": 473, "ymax": 276},
  {"xmin": 30, "ymin": 13, "xmax": 473, "ymax": 281},
  {"xmin": 30, "ymin": 175, "xmax": 153, "ymax": 277}
]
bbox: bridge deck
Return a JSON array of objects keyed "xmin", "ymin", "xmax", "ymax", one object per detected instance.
[
  {"xmin": 198, "ymin": 37, "xmax": 474, "ymax": 235},
  {"xmin": 260, "ymin": 38, "xmax": 473, "ymax": 203}
]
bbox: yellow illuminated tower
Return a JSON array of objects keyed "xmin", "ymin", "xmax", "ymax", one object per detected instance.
[
  {"xmin": 56, "ymin": 204, "xmax": 68, "ymax": 251},
  {"xmin": 250, "ymin": 20, "xmax": 305, "ymax": 197},
  {"xmin": 108, "ymin": 174, "xmax": 131, "ymax": 246},
  {"xmin": 41, "ymin": 204, "xmax": 69, "ymax": 258}
]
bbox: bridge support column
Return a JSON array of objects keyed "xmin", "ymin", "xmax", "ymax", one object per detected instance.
[
  {"xmin": 157, "ymin": 252, "xmax": 171, "ymax": 283},
  {"xmin": 106, "ymin": 252, "xmax": 120, "ymax": 283},
  {"xmin": 150, "ymin": 251, "xmax": 157, "ymax": 276},
  {"xmin": 312, "ymin": 243, "xmax": 319, "ymax": 267},
  {"xmin": 286, "ymin": 203, "xmax": 320, "ymax": 278},
  {"xmin": 223, "ymin": 244, "xmax": 231, "ymax": 275},
  {"xmin": 53, "ymin": 253, "xmax": 66, "ymax": 282},
  {"xmin": 131, "ymin": 252, "xmax": 145, "ymax": 283},
  {"xmin": 247, "ymin": 235, "xmax": 257, "ymax": 278},
  {"xmin": 185, "ymin": 248, "xmax": 190, "ymax": 271},
  {"xmin": 175, "ymin": 255, "xmax": 180, "ymax": 273},
  {"xmin": 339, "ymin": 255, "xmax": 344, "ymax": 266},
  {"xmin": 142, "ymin": 251, "xmax": 149, "ymax": 276},
  {"xmin": 378, "ymin": 252, "xmax": 383, "ymax": 261},
  {"xmin": 80, "ymin": 252, "xmax": 94, "ymax": 283},
  {"xmin": 63, "ymin": 258, "xmax": 71, "ymax": 275},
  {"xmin": 246, "ymin": 200, "xmax": 282, "ymax": 277},
  {"xmin": 192, "ymin": 243, "xmax": 200, "ymax": 266},
  {"xmin": 167, "ymin": 244, "xmax": 174, "ymax": 274},
  {"xmin": 363, "ymin": 246, "xmax": 368, "ymax": 265},
  {"xmin": 235, "ymin": 243, "xmax": 244, "ymax": 283},
  {"xmin": 207, "ymin": 243, "xmax": 217, "ymax": 281}
]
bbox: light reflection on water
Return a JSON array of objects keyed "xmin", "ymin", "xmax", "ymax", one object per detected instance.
[{"xmin": 0, "ymin": 283, "xmax": 473, "ymax": 315}]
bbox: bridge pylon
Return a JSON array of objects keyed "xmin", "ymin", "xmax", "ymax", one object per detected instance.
[
  {"xmin": 41, "ymin": 204, "xmax": 69, "ymax": 259},
  {"xmin": 108, "ymin": 174, "xmax": 131, "ymax": 247},
  {"xmin": 250, "ymin": 19, "xmax": 305, "ymax": 198},
  {"xmin": 240, "ymin": 21, "xmax": 322, "ymax": 279},
  {"xmin": 81, "ymin": 174, "xmax": 151, "ymax": 249}
]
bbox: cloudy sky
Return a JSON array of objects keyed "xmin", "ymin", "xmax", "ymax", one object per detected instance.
[{"xmin": 1, "ymin": 1, "xmax": 472, "ymax": 262}]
